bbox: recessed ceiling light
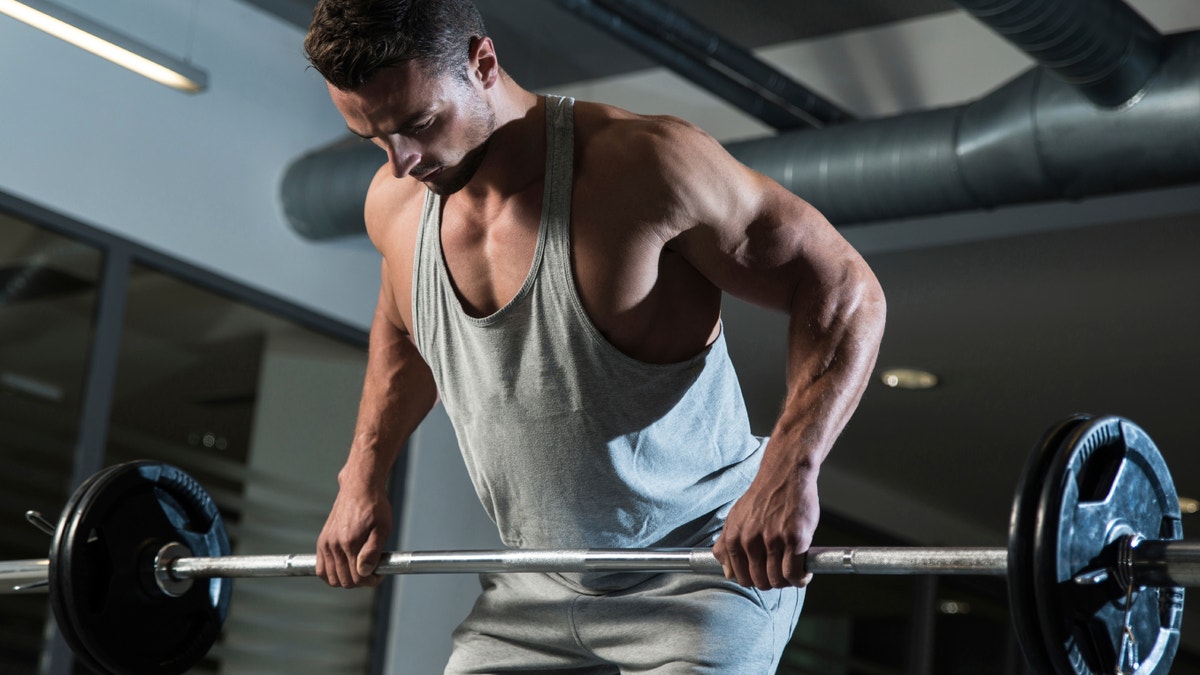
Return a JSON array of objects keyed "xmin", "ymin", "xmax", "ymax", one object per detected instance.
[
  {"xmin": 1180, "ymin": 497, "xmax": 1199, "ymax": 514},
  {"xmin": 879, "ymin": 368, "xmax": 939, "ymax": 390},
  {"xmin": 938, "ymin": 600, "xmax": 971, "ymax": 615}
]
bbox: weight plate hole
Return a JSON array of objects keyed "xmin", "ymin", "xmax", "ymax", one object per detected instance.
[{"xmin": 1075, "ymin": 439, "xmax": 1125, "ymax": 503}]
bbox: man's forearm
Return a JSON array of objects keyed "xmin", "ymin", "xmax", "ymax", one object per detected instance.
[
  {"xmin": 766, "ymin": 260, "xmax": 886, "ymax": 477},
  {"xmin": 340, "ymin": 313, "xmax": 439, "ymax": 492}
]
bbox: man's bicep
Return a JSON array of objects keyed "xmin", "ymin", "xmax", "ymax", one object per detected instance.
[
  {"xmin": 375, "ymin": 258, "xmax": 407, "ymax": 335},
  {"xmin": 673, "ymin": 163, "xmax": 842, "ymax": 314},
  {"xmin": 362, "ymin": 262, "xmax": 438, "ymax": 431}
]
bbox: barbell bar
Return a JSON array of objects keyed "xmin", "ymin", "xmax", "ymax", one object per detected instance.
[
  {"xmin": 0, "ymin": 413, "xmax": 1189, "ymax": 675},
  {"xmin": 8, "ymin": 541, "xmax": 1200, "ymax": 593},
  {"xmin": 0, "ymin": 544, "xmax": 1010, "ymax": 591}
]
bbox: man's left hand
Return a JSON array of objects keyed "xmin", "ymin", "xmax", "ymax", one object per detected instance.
[{"xmin": 712, "ymin": 471, "xmax": 820, "ymax": 589}]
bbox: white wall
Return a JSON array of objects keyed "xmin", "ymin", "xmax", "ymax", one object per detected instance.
[{"xmin": 0, "ymin": 0, "xmax": 380, "ymax": 331}]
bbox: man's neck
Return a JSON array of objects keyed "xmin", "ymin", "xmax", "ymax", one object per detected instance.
[{"xmin": 458, "ymin": 75, "xmax": 544, "ymax": 201}]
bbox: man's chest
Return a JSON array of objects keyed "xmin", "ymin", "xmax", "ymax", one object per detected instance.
[{"xmin": 432, "ymin": 200, "xmax": 719, "ymax": 363}]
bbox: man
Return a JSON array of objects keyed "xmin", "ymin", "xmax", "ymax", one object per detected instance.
[{"xmin": 307, "ymin": 0, "xmax": 885, "ymax": 671}]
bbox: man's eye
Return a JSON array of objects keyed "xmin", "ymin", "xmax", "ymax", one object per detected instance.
[{"xmin": 410, "ymin": 119, "xmax": 434, "ymax": 135}]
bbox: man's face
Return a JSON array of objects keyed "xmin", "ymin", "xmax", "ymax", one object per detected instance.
[{"xmin": 330, "ymin": 59, "xmax": 495, "ymax": 195}]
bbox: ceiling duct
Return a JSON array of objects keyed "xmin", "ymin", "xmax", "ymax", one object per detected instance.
[
  {"xmin": 281, "ymin": 137, "xmax": 381, "ymax": 241},
  {"xmin": 550, "ymin": 0, "xmax": 855, "ymax": 130},
  {"xmin": 726, "ymin": 2, "xmax": 1199, "ymax": 226},
  {"xmin": 954, "ymin": 0, "xmax": 1164, "ymax": 107},
  {"xmin": 281, "ymin": 0, "xmax": 1199, "ymax": 239}
]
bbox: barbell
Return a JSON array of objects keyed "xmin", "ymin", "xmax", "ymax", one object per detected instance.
[{"xmin": 0, "ymin": 413, "xmax": 1194, "ymax": 674}]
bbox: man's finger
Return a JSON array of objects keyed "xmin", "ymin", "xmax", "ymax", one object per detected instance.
[
  {"xmin": 746, "ymin": 545, "xmax": 772, "ymax": 590},
  {"xmin": 783, "ymin": 549, "xmax": 809, "ymax": 586},
  {"xmin": 334, "ymin": 550, "xmax": 356, "ymax": 588},
  {"xmin": 729, "ymin": 546, "xmax": 752, "ymax": 587},
  {"xmin": 765, "ymin": 549, "xmax": 786, "ymax": 589}
]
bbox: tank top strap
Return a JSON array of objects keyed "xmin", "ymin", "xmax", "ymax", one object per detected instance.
[{"xmin": 540, "ymin": 95, "xmax": 575, "ymax": 282}]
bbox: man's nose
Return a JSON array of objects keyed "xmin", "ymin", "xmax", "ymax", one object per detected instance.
[{"xmin": 383, "ymin": 136, "xmax": 421, "ymax": 178}]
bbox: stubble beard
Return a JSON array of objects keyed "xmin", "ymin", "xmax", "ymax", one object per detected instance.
[{"xmin": 425, "ymin": 93, "xmax": 497, "ymax": 196}]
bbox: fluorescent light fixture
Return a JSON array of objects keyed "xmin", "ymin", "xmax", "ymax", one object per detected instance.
[{"xmin": 0, "ymin": 0, "xmax": 207, "ymax": 93}]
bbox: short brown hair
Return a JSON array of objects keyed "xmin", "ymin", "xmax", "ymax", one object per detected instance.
[{"xmin": 305, "ymin": 0, "xmax": 487, "ymax": 90}]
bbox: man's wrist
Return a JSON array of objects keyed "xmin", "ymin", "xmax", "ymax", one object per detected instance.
[{"xmin": 338, "ymin": 443, "xmax": 393, "ymax": 493}]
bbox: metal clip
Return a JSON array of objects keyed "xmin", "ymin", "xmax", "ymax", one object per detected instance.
[
  {"xmin": 1116, "ymin": 573, "xmax": 1141, "ymax": 674},
  {"xmin": 24, "ymin": 511, "xmax": 55, "ymax": 537}
]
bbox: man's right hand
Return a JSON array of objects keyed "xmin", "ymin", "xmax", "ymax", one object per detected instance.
[{"xmin": 316, "ymin": 480, "xmax": 393, "ymax": 588}]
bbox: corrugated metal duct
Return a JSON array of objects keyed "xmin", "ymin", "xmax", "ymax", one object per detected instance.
[
  {"xmin": 730, "ymin": 30, "xmax": 1200, "ymax": 226},
  {"xmin": 281, "ymin": 2, "xmax": 1200, "ymax": 239}
]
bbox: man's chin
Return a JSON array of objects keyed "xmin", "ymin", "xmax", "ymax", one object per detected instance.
[
  {"xmin": 425, "ymin": 173, "xmax": 469, "ymax": 196},
  {"xmin": 431, "ymin": 141, "xmax": 490, "ymax": 196}
]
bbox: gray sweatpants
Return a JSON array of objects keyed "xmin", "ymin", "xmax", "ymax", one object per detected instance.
[{"xmin": 445, "ymin": 571, "xmax": 804, "ymax": 674}]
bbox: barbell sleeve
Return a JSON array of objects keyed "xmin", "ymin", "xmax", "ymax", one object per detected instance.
[{"xmin": 1131, "ymin": 540, "xmax": 1200, "ymax": 587}]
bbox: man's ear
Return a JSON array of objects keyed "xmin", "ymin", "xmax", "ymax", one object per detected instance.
[{"xmin": 469, "ymin": 36, "xmax": 500, "ymax": 88}]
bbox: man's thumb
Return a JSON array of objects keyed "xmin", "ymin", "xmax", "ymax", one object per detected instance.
[{"xmin": 357, "ymin": 549, "xmax": 380, "ymax": 576}]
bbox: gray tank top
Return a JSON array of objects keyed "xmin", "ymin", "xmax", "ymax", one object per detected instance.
[{"xmin": 411, "ymin": 95, "xmax": 767, "ymax": 590}]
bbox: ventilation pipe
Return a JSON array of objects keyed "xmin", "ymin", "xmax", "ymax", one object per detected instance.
[
  {"xmin": 725, "ymin": 0, "xmax": 1200, "ymax": 226},
  {"xmin": 282, "ymin": 137, "xmax": 381, "ymax": 241},
  {"xmin": 282, "ymin": 0, "xmax": 1200, "ymax": 239},
  {"xmin": 550, "ymin": 0, "xmax": 855, "ymax": 130},
  {"xmin": 954, "ymin": 0, "xmax": 1163, "ymax": 107}
]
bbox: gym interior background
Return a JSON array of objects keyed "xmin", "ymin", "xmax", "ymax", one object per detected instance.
[{"xmin": 2, "ymin": 0, "xmax": 1199, "ymax": 673}]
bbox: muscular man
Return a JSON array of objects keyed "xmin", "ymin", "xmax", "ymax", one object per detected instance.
[{"xmin": 307, "ymin": 1, "xmax": 885, "ymax": 671}]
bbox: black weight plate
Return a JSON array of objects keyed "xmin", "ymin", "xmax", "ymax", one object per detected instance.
[
  {"xmin": 49, "ymin": 464, "xmax": 126, "ymax": 675},
  {"xmin": 1034, "ymin": 416, "xmax": 1184, "ymax": 675},
  {"xmin": 49, "ymin": 462, "xmax": 233, "ymax": 675},
  {"xmin": 1009, "ymin": 414, "xmax": 1092, "ymax": 675}
]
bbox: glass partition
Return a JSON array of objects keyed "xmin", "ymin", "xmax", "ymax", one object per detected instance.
[
  {"xmin": 103, "ymin": 264, "xmax": 371, "ymax": 675},
  {"xmin": 0, "ymin": 199, "xmax": 373, "ymax": 675},
  {"xmin": 0, "ymin": 212, "xmax": 103, "ymax": 674}
]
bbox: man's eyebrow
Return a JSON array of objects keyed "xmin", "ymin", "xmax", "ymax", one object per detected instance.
[{"xmin": 346, "ymin": 108, "xmax": 436, "ymax": 139}]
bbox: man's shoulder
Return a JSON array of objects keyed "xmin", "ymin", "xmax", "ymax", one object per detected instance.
[
  {"xmin": 362, "ymin": 165, "xmax": 426, "ymax": 270},
  {"xmin": 570, "ymin": 100, "xmax": 733, "ymax": 224},
  {"xmin": 573, "ymin": 100, "xmax": 708, "ymax": 163},
  {"xmin": 364, "ymin": 166, "xmax": 425, "ymax": 240}
]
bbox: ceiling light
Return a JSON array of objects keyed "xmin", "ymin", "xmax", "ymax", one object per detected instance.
[
  {"xmin": 938, "ymin": 600, "xmax": 970, "ymax": 615},
  {"xmin": 879, "ymin": 368, "xmax": 939, "ymax": 390},
  {"xmin": 0, "ymin": 0, "xmax": 207, "ymax": 93},
  {"xmin": 1180, "ymin": 497, "xmax": 1199, "ymax": 515}
]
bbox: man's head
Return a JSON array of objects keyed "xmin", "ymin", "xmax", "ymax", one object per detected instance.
[
  {"xmin": 305, "ymin": 0, "xmax": 487, "ymax": 91},
  {"xmin": 308, "ymin": 0, "xmax": 497, "ymax": 195}
]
